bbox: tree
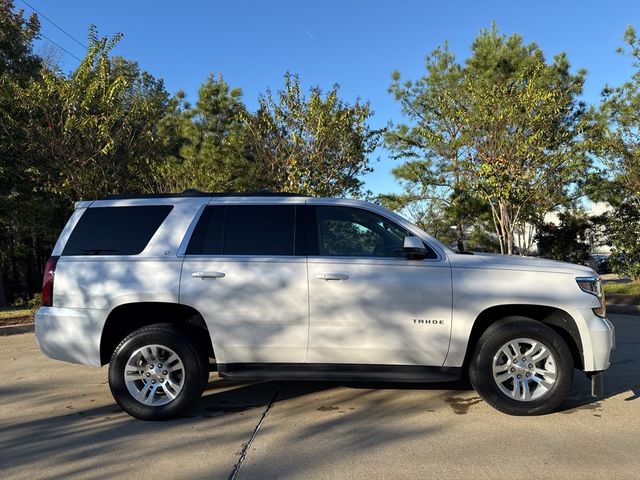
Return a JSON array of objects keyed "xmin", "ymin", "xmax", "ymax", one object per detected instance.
[
  {"xmin": 0, "ymin": 0, "xmax": 41, "ymax": 79},
  {"xmin": 242, "ymin": 73, "xmax": 382, "ymax": 197},
  {"xmin": 607, "ymin": 203, "xmax": 640, "ymax": 279},
  {"xmin": 21, "ymin": 27, "xmax": 172, "ymax": 201},
  {"xmin": 600, "ymin": 26, "xmax": 640, "ymax": 206},
  {"xmin": 597, "ymin": 25, "xmax": 640, "ymax": 278},
  {"xmin": 0, "ymin": 0, "xmax": 45, "ymax": 306},
  {"xmin": 387, "ymin": 25, "xmax": 588, "ymax": 255},
  {"xmin": 1, "ymin": 22, "xmax": 174, "ymax": 303},
  {"xmin": 153, "ymin": 75, "xmax": 249, "ymax": 192},
  {"xmin": 385, "ymin": 45, "xmax": 473, "ymax": 251},
  {"xmin": 462, "ymin": 26, "xmax": 587, "ymax": 254},
  {"xmin": 534, "ymin": 211, "xmax": 591, "ymax": 264}
]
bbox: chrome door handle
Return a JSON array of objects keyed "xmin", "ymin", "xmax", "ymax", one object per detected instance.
[
  {"xmin": 191, "ymin": 271, "xmax": 226, "ymax": 279},
  {"xmin": 315, "ymin": 273, "xmax": 349, "ymax": 281}
]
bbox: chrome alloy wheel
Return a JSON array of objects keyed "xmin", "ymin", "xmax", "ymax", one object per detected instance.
[
  {"xmin": 124, "ymin": 344, "xmax": 185, "ymax": 406},
  {"xmin": 492, "ymin": 338, "xmax": 557, "ymax": 402}
]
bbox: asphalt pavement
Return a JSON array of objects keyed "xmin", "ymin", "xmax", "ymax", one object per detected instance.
[{"xmin": 0, "ymin": 314, "xmax": 638, "ymax": 480}]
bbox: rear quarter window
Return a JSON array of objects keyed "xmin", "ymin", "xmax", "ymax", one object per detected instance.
[{"xmin": 62, "ymin": 205, "xmax": 173, "ymax": 256}]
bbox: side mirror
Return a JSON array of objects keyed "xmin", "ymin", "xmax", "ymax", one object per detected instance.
[{"xmin": 402, "ymin": 236, "xmax": 427, "ymax": 259}]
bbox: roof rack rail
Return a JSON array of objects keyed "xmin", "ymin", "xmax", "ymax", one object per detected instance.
[{"xmin": 103, "ymin": 189, "xmax": 310, "ymax": 200}]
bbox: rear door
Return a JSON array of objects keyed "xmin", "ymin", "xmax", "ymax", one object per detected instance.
[
  {"xmin": 306, "ymin": 204, "xmax": 453, "ymax": 366},
  {"xmin": 179, "ymin": 202, "xmax": 308, "ymax": 365}
]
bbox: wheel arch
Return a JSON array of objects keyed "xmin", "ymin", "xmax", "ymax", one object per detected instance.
[
  {"xmin": 100, "ymin": 302, "xmax": 214, "ymax": 365},
  {"xmin": 463, "ymin": 304, "xmax": 584, "ymax": 372}
]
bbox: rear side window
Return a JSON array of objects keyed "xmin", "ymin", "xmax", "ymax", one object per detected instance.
[
  {"xmin": 62, "ymin": 206, "xmax": 173, "ymax": 256},
  {"xmin": 186, "ymin": 205, "xmax": 296, "ymax": 256}
]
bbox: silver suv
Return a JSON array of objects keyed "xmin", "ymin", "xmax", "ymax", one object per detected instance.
[{"xmin": 36, "ymin": 191, "xmax": 615, "ymax": 420}]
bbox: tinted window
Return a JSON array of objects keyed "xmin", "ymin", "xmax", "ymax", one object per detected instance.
[
  {"xmin": 315, "ymin": 206, "xmax": 436, "ymax": 258},
  {"xmin": 185, "ymin": 206, "xmax": 225, "ymax": 255},
  {"xmin": 63, "ymin": 206, "xmax": 173, "ymax": 256},
  {"xmin": 187, "ymin": 205, "xmax": 296, "ymax": 256}
]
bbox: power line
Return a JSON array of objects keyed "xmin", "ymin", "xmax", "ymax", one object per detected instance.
[
  {"xmin": 39, "ymin": 32, "xmax": 82, "ymax": 62},
  {"xmin": 17, "ymin": 0, "xmax": 88, "ymax": 50}
]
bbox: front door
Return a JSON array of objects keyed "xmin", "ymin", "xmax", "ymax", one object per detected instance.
[{"xmin": 306, "ymin": 205, "xmax": 452, "ymax": 366}]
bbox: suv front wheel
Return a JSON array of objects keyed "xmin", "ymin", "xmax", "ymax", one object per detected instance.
[
  {"xmin": 469, "ymin": 317, "xmax": 573, "ymax": 415},
  {"xmin": 108, "ymin": 324, "xmax": 208, "ymax": 420}
]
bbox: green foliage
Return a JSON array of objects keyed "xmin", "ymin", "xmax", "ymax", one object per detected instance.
[
  {"xmin": 20, "ymin": 27, "xmax": 172, "ymax": 200},
  {"xmin": 0, "ymin": 0, "xmax": 54, "ymax": 305},
  {"xmin": 378, "ymin": 191, "xmax": 452, "ymax": 242},
  {"xmin": 600, "ymin": 26, "xmax": 640, "ymax": 205},
  {"xmin": 0, "ymin": 2, "xmax": 383, "ymax": 302},
  {"xmin": 154, "ymin": 75, "xmax": 249, "ymax": 192},
  {"xmin": 596, "ymin": 25, "xmax": 640, "ymax": 279},
  {"xmin": 386, "ymin": 44, "xmax": 473, "ymax": 251},
  {"xmin": 242, "ymin": 73, "xmax": 382, "ymax": 197},
  {"xmin": 10, "ymin": 293, "xmax": 41, "ymax": 310},
  {"xmin": 0, "ymin": 0, "xmax": 41, "ymax": 80},
  {"xmin": 607, "ymin": 202, "xmax": 640, "ymax": 280},
  {"xmin": 604, "ymin": 279, "xmax": 640, "ymax": 296},
  {"xmin": 534, "ymin": 211, "xmax": 591, "ymax": 264},
  {"xmin": 463, "ymin": 26, "xmax": 587, "ymax": 254},
  {"xmin": 387, "ymin": 24, "xmax": 588, "ymax": 254}
]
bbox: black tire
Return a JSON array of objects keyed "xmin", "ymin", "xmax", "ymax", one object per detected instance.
[
  {"xmin": 108, "ymin": 323, "xmax": 208, "ymax": 420},
  {"xmin": 469, "ymin": 316, "xmax": 573, "ymax": 416}
]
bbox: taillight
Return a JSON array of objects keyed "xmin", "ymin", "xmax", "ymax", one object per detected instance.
[{"xmin": 42, "ymin": 256, "xmax": 59, "ymax": 307}]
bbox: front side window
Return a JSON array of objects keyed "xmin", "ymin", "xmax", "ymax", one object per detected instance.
[
  {"xmin": 315, "ymin": 206, "xmax": 412, "ymax": 257},
  {"xmin": 186, "ymin": 205, "xmax": 296, "ymax": 256}
]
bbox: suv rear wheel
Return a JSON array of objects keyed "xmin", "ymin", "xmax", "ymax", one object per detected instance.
[
  {"xmin": 108, "ymin": 324, "xmax": 208, "ymax": 420},
  {"xmin": 469, "ymin": 317, "xmax": 573, "ymax": 415}
]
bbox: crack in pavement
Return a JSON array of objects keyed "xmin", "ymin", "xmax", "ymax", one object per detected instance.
[{"xmin": 228, "ymin": 384, "xmax": 281, "ymax": 480}]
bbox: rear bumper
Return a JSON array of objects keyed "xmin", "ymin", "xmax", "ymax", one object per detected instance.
[{"xmin": 35, "ymin": 306, "xmax": 106, "ymax": 366}]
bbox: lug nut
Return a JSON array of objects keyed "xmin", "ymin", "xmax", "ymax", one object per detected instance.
[
  {"xmin": 522, "ymin": 358, "xmax": 527, "ymax": 362},
  {"xmin": 510, "ymin": 367, "xmax": 516, "ymax": 372},
  {"xmin": 146, "ymin": 372, "xmax": 151, "ymax": 377},
  {"xmin": 526, "ymin": 372, "xmax": 531, "ymax": 377},
  {"xmin": 528, "ymin": 364, "xmax": 533, "ymax": 369},
  {"xmin": 163, "ymin": 370, "xmax": 168, "ymax": 375},
  {"xmin": 151, "ymin": 379, "xmax": 156, "ymax": 384},
  {"xmin": 160, "ymin": 378, "xmax": 164, "ymax": 383},
  {"xmin": 517, "ymin": 374, "xmax": 522, "ymax": 379},
  {"xmin": 158, "ymin": 363, "xmax": 163, "ymax": 368},
  {"xmin": 149, "ymin": 364, "xmax": 154, "ymax": 369}
]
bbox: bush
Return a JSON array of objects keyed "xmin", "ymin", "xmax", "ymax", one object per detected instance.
[
  {"xmin": 534, "ymin": 211, "xmax": 591, "ymax": 264},
  {"xmin": 608, "ymin": 202, "xmax": 640, "ymax": 280},
  {"xmin": 11, "ymin": 293, "xmax": 41, "ymax": 310}
]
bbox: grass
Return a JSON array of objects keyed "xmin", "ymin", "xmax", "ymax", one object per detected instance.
[
  {"xmin": 0, "ymin": 306, "xmax": 33, "ymax": 320},
  {"xmin": 604, "ymin": 279, "xmax": 640, "ymax": 296}
]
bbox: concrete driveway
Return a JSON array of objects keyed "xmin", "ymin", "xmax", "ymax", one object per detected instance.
[{"xmin": 1, "ymin": 314, "xmax": 638, "ymax": 480}]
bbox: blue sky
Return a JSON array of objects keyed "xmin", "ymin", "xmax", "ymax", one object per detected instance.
[{"xmin": 19, "ymin": 0, "xmax": 640, "ymax": 194}]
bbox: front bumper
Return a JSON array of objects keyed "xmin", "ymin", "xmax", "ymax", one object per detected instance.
[
  {"xmin": 577, "ymin": 308, "xmax": 615, "ymax": 372},
  {"xmin": 35, "ymin": 306, "xmax": 106, "ymax": 366}
]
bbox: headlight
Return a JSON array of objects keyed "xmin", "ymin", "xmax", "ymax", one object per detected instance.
[{"xmin": 576, "ymin": 276, "xmax": 606, "ymax": 317}]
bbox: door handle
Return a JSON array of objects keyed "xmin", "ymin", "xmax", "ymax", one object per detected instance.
[
  {"xmin": 315, "ymin": 273, "xmax": 349, "ymax": 281},
  {"xmin": 191, "ymin": 271, "xmax": 226, "ymax": 279}
]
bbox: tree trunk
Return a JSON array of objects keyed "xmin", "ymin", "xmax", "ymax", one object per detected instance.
[
  {"xmin": 0, "ymin": 270, "xmax": 6, "ymax": 308},
  {"xmin": 506, "ymin": 230, "xmax": 514, "ymax": 255},
  {"xmin": 488, "ymin": 202, "xmax": 505, "ymax": 254},
  {"xmin": 456, "ymin": 218, "xmax": 465, "ymax": 252},
  {"xmin": 499, "ymin": 200, "xmax": 514, "ymax": 255}
]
